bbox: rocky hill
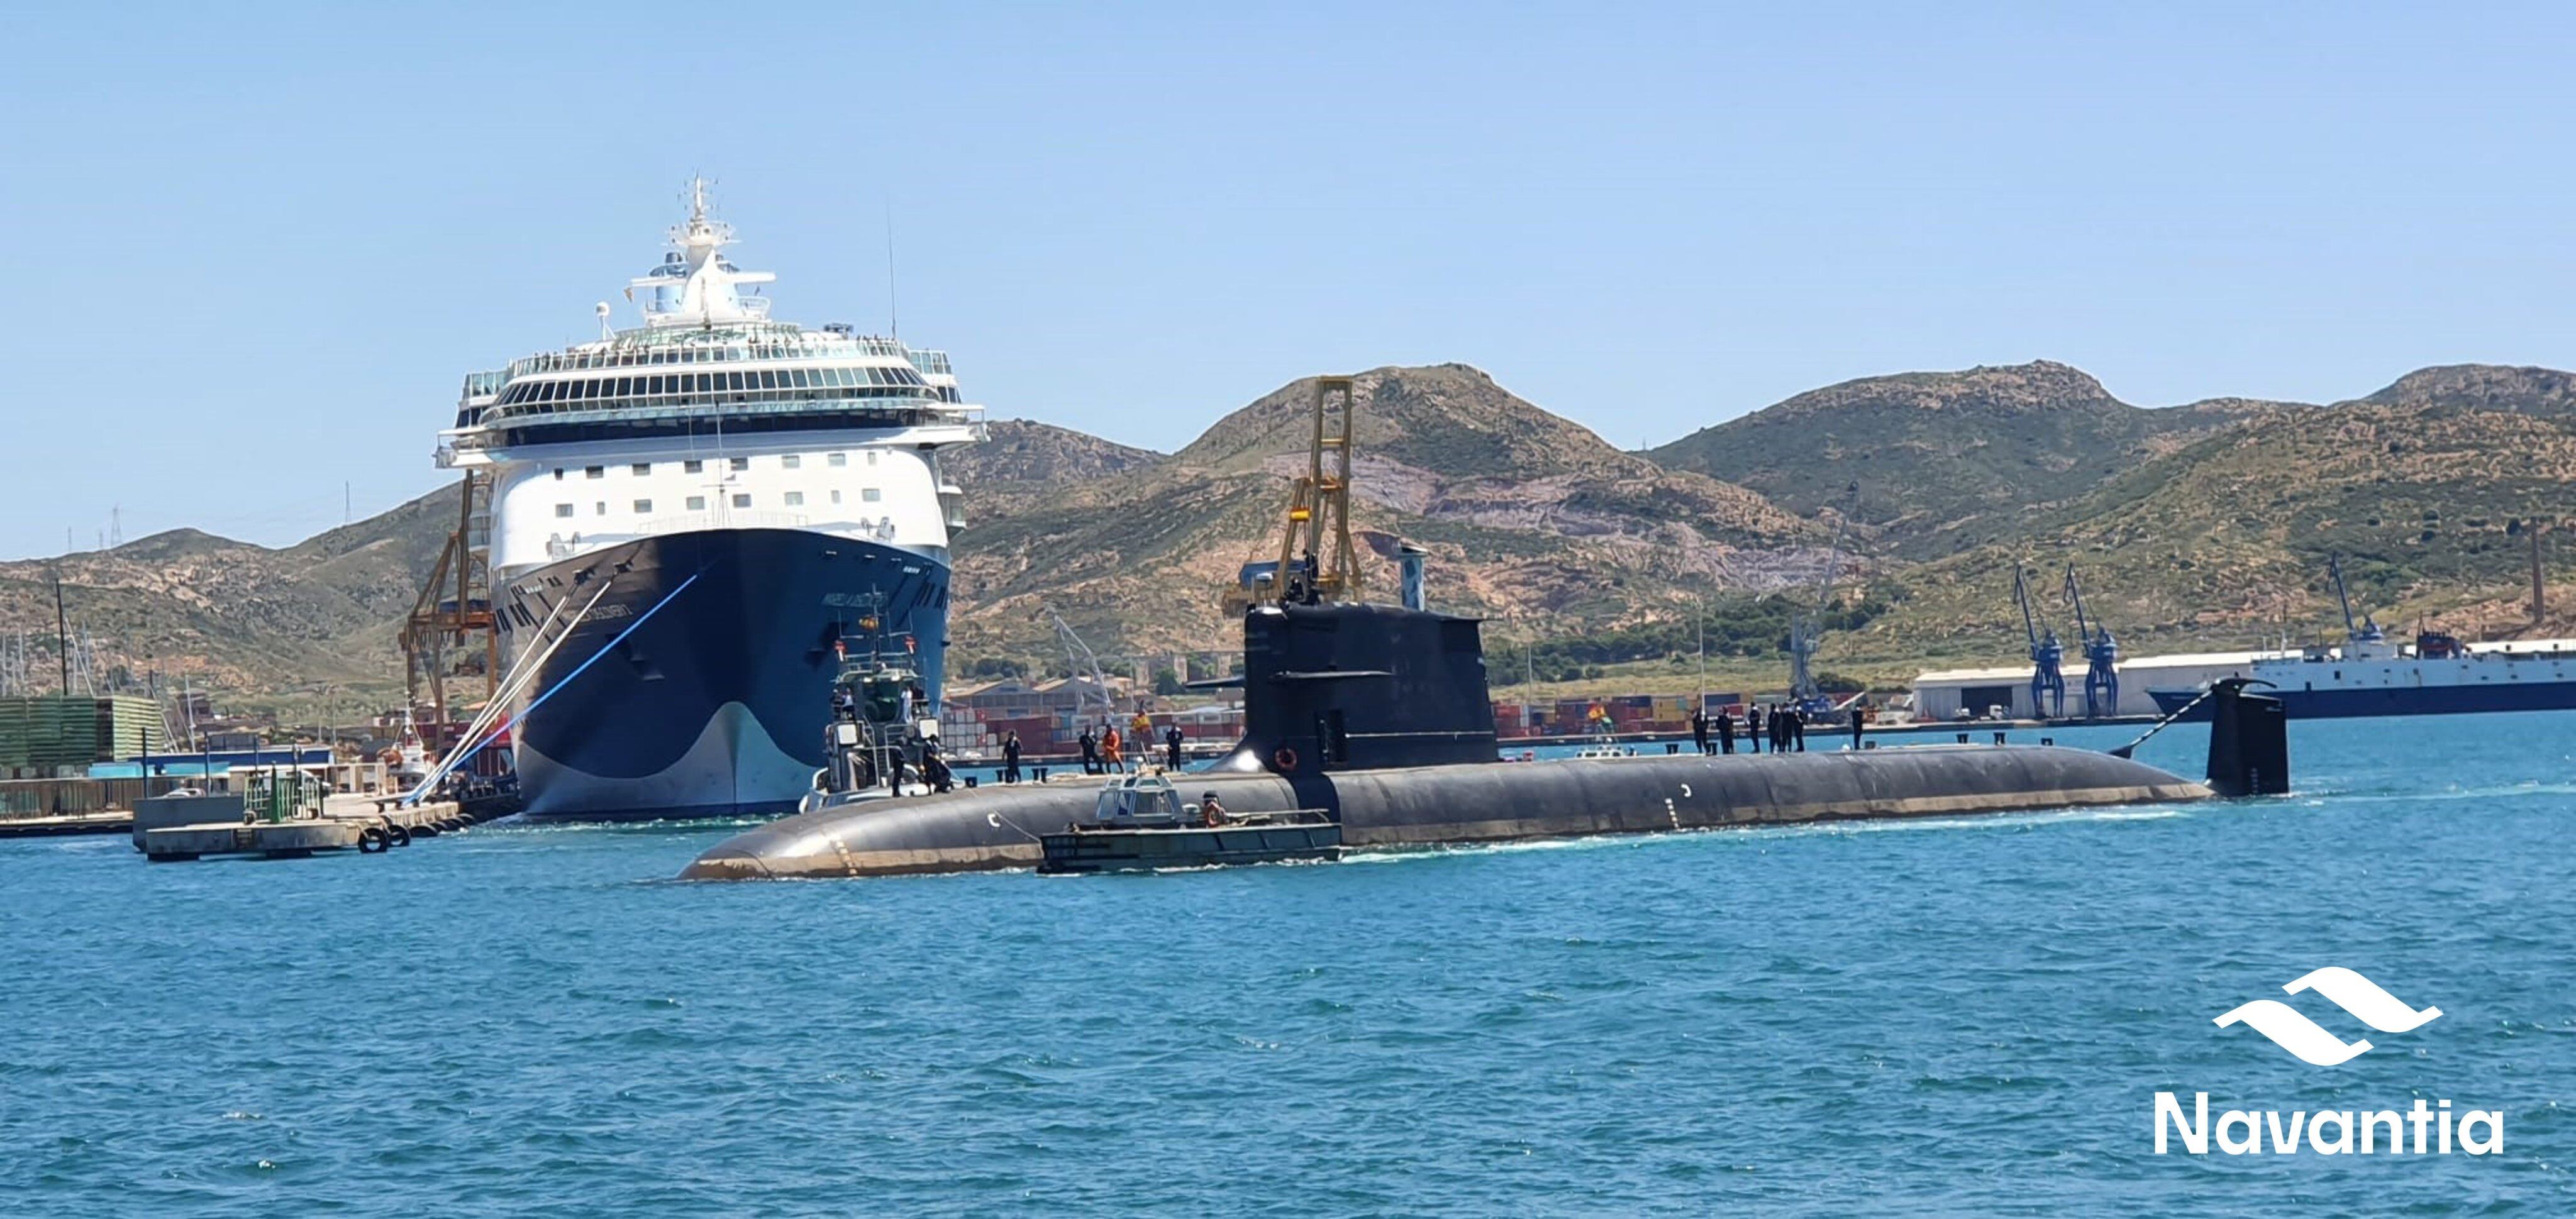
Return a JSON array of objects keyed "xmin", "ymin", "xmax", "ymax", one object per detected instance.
[
  {"xmin": 0, "ymin": 483, "xmax": 460, "ymax": 707},
  {"xmin": 2352, "ymin": 363, "xmax": 2576, "ymax": 416},
  {"xmin": 947, "ymin": 364, "xmax": 1833, "ymax": 661},
  {"xmin": 1648, "ymin": 361, "xmax": 2304, "ymax": 558},
  {"xmin": 941, "ymin": 419, "xmax": 1162, "ymax": 519},
  {"xmin": 1849, "ymin": 383, "xmax": 2576, "ymax": 670}
]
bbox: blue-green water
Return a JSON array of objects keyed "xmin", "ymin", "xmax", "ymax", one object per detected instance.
[{"xmin": 4, "ymin": 716, "xmax": 2571, "ymax": 1215}]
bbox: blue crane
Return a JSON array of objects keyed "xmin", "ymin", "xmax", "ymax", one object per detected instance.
[
  {"xmin": 2063, "ymin": 563, "xmax": 2118, "ymax": 720},
  {"xmin": 1787, "ymin": 482, "xmax": 1860, "ymax": 717},
  {"xmin": 2013, "ymin": 565, "xmax": 2065, "ymax": 720}
]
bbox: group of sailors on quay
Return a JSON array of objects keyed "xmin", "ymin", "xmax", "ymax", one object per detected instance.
[{"xmin": 1683, "ymin": 702, "xmax": 1862, "ymax": 754}]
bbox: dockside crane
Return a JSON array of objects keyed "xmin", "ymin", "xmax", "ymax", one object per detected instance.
[
  {"xmin": 2063, "ymin": 563, "xmax": 2118, "ymax": 720},
  {"xmin": 2013, "ymin": 565, "xmax": 2066, "ymax": 720},
  {"xmin": 1787, "ymin": 482, "xmax": 1860, "ymax": 715},
  {"xmin": 2326, "ymin": 553, "xmax": 2384, "ymax": 644},
  {"xmin": 1224, "ymin": 375, "xmax": 1365, "ymax": 613}
]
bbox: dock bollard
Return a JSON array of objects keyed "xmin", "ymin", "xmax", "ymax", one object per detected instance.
[
  {"xmin": 1992, "ymin": 732, "xmax": 2007, "ymax": 746},
  {"xmin": 1956, "ymin": 732, "xmax": 1970, "ymax": 744},
  {"xmin": 1034, "ymin": 766, "xmax": 1048, "ymax": 782},
  {"xmin": 2040, "ymin": 737, "xmax": 2053, "ymax": 746},
  {"xmin": 1665, "ymin": 742, "xmax": 1680, "ymax": 755},
  {"xmin": 964, "ymin": 776, "xmax": 977, "ymax": 789}
]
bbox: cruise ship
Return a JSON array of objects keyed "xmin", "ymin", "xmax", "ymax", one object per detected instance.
[{"xmin": 436, "ymin": 184, "xmax": 983, "ymax": 819}]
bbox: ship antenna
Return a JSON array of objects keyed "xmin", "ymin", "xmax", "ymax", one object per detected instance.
[{"xmin": 884, "ymin": 198, "xmax": 899, "ymax": 339}]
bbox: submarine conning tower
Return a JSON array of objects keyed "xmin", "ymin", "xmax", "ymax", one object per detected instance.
[{"xmin": 1238, "ymin": 602, "xmax": 1498, "ymax": 774}]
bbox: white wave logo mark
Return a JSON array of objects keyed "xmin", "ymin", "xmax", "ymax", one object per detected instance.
[{"xmin": 2214, "ymin": 968, "xmax": 2443, "ymax": 1066}]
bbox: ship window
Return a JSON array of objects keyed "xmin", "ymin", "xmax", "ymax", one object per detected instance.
[
  {"xmin": 585, "ymin": 466, "xmax": 604, "ymax": 479},
  {"xmin": 782, "ymin": 455, "xmax": 801, "ymax": 470},
  {"xmin": 730, "ymin": 456, "xmax": 749, "ymax": 471},
  {"xmin": 686, "ymin": 495, "xmax": 706, "ymax": 511},
  {"xmin": 728, "ymin": 372, "xmax": 745, "ymax": 390},
  {"xmin": 785, "ymin": 491, "xmax": 805, "ymax": 507},
  {"xmin": 828, "ymin": 452, "xmax": 847, "ymax": 467},
  {"xmin": 631, "ymin": 463, "xmax": 651, "ymax": 476},
  {"xmin": 830, "ymin": 489, "xmax": 843, "ymax": 504},
  {"xmin": 731, "ymin": 493, "xmax": 752, "ymax": 509},
  {"xmin": 554, "ymin": 504, "xmax": 574, "ymax": 518},
  {"xmin": 594, "ymin": 502, "xmax": 607, "ymax": 516},
  {"xmin": 866, "ymin": 451, "xmax": 879, "ymax": 466},
  {"xmin": 862, "ymin": 488, "xmax": 882, "ymax": 502},
  {"xmin": 615, "ymin": 377, "xmax": 633, "ymax": 395},
  {"xmin": 865, "ymin": 368, "xmax": 885, "ymax": 385},
  {"xmin": 697, "ymin": 373, "xmax": 714, "ymax": 391},
  {"xmin": 789, "ymin": 370, "xmax": 811, "ymax": 389},
  {"xmin": 758, "ymin": 370, "xmax": 779, "ymax": 389},
  {"xmin": 643, "ymin": 375, "xmax": 661, "ymax": 394},
  {"xmin": 632, "ymin": 499, "xmax": 652, "ymax": 514},
  {"xmin": 684, "ymin": 460, "xmax": 703, "ymax": 474}
]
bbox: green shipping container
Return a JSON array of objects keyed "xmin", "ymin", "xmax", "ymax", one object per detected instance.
[{"xmin": 0, "ymin": 696, "xmax": 164, "ymax": 767}]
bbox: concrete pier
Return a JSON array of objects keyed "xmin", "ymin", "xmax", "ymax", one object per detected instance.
[
  {"xmin": 681, "ymin": 744, "xmax": 2209, "ymax": 881},
  {"xmin": 134, "ymin": 793, "xmax": 496, "ymax": 862}
]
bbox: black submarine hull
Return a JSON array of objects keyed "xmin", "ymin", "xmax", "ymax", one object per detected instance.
[{"xmin": 677, "ymin": 746, "xmax": 2208, "ymax": 880}]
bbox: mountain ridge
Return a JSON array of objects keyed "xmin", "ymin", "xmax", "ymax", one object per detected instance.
[{"xmin": 5, "ymin": 358, "xmax": 2568, "ymax": 714}]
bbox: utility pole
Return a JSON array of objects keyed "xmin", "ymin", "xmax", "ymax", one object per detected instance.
[
  {"xmin": 54, "ymin": 577, "xmax": 70, "ymax": 696},
  {"xmin": 1697, "ymin": 597, "xmax": 1707, "ymax": 704},
  {"xmin": 2533, "ymin": 522, "xmax": 2549, "ymax": 626}
]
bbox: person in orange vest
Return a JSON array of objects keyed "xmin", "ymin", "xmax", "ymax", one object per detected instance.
[{"xmin": 1101, "ymin": 724, "xmax": 1125, "ymax": 773}]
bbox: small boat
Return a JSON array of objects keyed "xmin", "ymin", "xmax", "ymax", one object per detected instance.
[{"xmin": 1038, "ymin": 773, "xmax": 1340, "ymax": 874}]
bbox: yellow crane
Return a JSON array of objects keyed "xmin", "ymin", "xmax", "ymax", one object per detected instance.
[{"xmin": 1225, "ymin": 375, "xmax": 1364, "ymax": 612}]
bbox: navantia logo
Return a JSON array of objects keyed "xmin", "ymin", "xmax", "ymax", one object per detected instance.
[
  {"xmin": 2214, "ymin": 966, "xmax": 2441, "ymax": 1065},
  {"xmin": 2155, "ymin": 968, "xmax": 2504, "ymax": 1157}
]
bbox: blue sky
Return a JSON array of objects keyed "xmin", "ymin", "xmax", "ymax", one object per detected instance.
[{"xmin": 3, "ymin": 3, "xmax": 2571, "ymax": 558}]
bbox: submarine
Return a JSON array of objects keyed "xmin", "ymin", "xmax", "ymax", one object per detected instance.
[{"xmin": 679, "ymin": 600, "xmax": 2250, "ymax": 881}]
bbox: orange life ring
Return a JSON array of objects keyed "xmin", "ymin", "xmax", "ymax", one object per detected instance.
[{"xmin": 1272, "ymin": 746, "xmax": 1298, "ymax": 771}]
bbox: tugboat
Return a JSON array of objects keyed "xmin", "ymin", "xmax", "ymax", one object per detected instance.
[
  {"xmin": 1038, "ymin": 773, "xmax": 1340, "ymax": 874},
  {"xmin": 800, "ymin": 595, "xmax": 946, "ymax": 812}
]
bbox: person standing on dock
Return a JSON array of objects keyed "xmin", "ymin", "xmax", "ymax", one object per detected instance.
[
  {"xmin": 1002, "ymin": 731, "xmax": 1023, "ymax": 784},
  {"xmin": 1746, "ymin": 704, "xmax": 1765, "ymax": 754},
  {"xmin": 1716, "ymin": 710, "xmax": 1735, "ymax": 754},
  {"xmin": 1079, "ymin": 729, "xmax": 1099, "ymax": 775},
  {"xmin": 1790, "ymin": 707, "xmax": 1807, "ymax": 753},
  {"xmin": 1849, "ymin": 710, "xmax": 1864, "ymax": 751},
  {"xmin": 1690, "ymin": 707, "xmax": 1710, "ymax": 755},
  {"xmin": 1165, "ymin": 724, "xmax": 1185, "ymax": 771},
  {"xmin": 1102, "ymin": 724, "xmax": 1126, "ymax": 773}
]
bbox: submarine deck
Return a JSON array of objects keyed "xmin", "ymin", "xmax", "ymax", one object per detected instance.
[{"xmin": 679, "ymin": 744, "xmax": 2208, "ymax": 881}]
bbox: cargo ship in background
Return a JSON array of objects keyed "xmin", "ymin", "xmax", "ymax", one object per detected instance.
[
  {"xmin": 2148, "ymin": 556, "xmax": 2576, "ymax": 720},
  {"xmin": 435, "ymin": 182, "xmax": 983, "ymax": 819}
]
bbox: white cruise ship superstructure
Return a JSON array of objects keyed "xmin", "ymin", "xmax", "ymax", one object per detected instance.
[{"xmin": 437, "ymin": 183, "xmax": 983, "ymax": 819}]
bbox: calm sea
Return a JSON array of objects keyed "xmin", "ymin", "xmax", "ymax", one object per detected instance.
[{"xmin": 4, "ymin": 715, "xmax": 2570, "ymax": 1215}]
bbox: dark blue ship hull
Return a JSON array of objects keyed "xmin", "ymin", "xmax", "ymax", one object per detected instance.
[
  {"xmin": 494, "ymin": 527, "xmax": 948, "ymax": 820},
  {"xmin": 2148, "ymin": 680, "xmax": 2576, "ymax": 721}
]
